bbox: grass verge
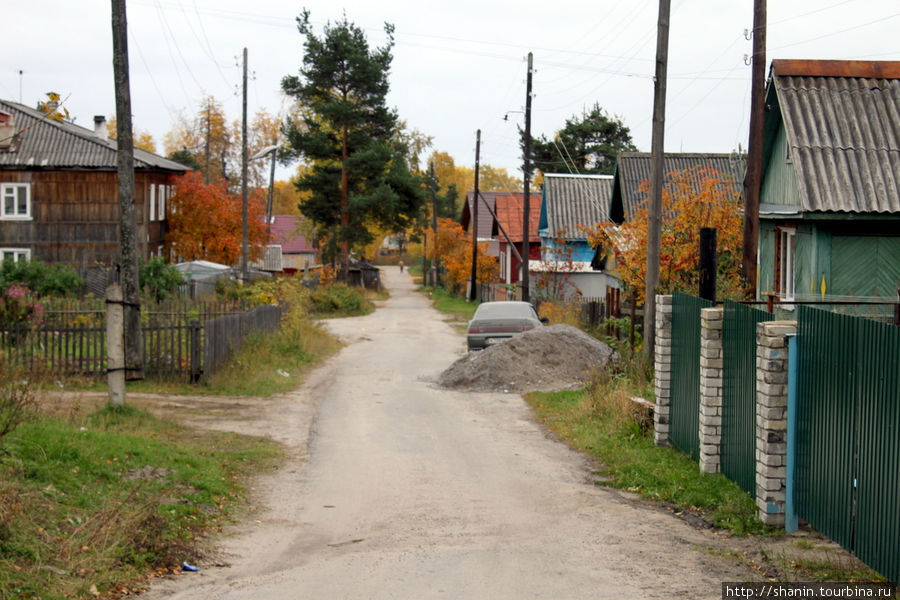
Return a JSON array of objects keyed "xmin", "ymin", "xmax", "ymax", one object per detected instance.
[
  {"xmin": 0, "ymin": 404, "xmax": 281, "ymax": 600},
  {"xmin": 422, "ymin": 286, "xmax": 477, "ymax": 328},
  {"xmin": 525, "ymin": 379, "xmax": 773, "ymax": 536}
]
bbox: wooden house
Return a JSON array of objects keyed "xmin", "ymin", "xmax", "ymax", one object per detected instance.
[
  {"xmin": 536, "ymin": 173, "xmax": 618, "ymax": 298},
  {"xmin": 0, "ymin": 99, "xmax": 188, "ymax": 275},
  {"xmin": 460, "ymin": 190, "xmax": 502, "ymax": 257},
  {"xmin": 609, "ymin": 152, "xmax": 746, "ymax": 224},
  {"xmin": 491, "ymin": 193, "xmax": 541, "ymax": 285},
  {"xmin": 757, "ymin": 60, "xmax": 900, "ymax": 302}
]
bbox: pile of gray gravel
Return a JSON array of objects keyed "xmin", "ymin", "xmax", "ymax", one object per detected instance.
[{"xmin": 437, "ymin": 324, "xmax": 618, "ymax": 393}]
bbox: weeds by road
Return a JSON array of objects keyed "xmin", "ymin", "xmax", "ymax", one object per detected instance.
[{"xmin": 0, "ymin": 280, "xmax": 366, "ymax": 600}]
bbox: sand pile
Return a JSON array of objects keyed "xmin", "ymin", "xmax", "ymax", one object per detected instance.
[{"xmin": 437, "ymin": 324, "xmax": 618, "ymax": 393}]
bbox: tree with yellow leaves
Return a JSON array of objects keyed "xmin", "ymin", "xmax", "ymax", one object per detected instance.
[{"xmin": 589, "ymin": 166, "xmax": 744, "ymax": 303}]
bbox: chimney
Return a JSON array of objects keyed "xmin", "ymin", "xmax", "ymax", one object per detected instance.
[{"xmin": 93, "ymin": 115, "xmax": 107, "ymax": 139}]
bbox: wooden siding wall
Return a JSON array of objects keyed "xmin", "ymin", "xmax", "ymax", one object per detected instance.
[
  {"xmin": 0, "ymin": 170, "xmax": 179, "ymax": 268},
  {"xmin": 761, "ymin": 127, "xmax": 802, "ymax": 208}
]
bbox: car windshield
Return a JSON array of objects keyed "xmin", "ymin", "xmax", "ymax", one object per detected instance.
[{"xmin": 474, "ymin": 303, "xmax": 534, "ymax": 320}]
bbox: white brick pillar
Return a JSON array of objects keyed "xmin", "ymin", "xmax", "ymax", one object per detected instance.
[
  {"xmin": 755, "ymin": 320, "xmax": 797, "ymax": 527},
  {"xmin": 699, "ymin": 307, "xmax": 724, "ymax": 474},
  {"xmin": 654, "ymin": 294, "xmax": 673, "ymax": 447}
]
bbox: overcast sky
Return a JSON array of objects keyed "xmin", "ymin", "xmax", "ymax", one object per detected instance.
[{"xmin": 5, "ymin": 1, "xmax": 899, "ymax": 183}]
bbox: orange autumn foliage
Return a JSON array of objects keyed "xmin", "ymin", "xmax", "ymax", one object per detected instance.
[
  {"xmin": 166, "ymin": 171, "xmax": 268, "ymax": 265},
  {"xmin": 590, "ymin": 166, "xmax": 744, "ymax": 303},
  {"xmin": 432, "ymin": 218, "xmax": 498, "ymax": 293}
]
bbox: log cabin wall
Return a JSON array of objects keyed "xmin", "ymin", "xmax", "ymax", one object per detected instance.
[{"xmin": 0, "ymin": 169, "xmax": 183, "ymax": 270}]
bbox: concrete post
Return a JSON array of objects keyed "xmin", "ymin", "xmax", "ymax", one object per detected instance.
[
  {"xmin": 106, "ymin": 283, "xmax": 125, "ymax": 406},
  {"xmin": 654, "ymin": 294, "xmax": 673, "ymax": 446},
  {"xmin": 699, "ymin": 307, "xmax": 724, "ymax": 473},
  {"xmin": 755, "ymin": 320, "xmax": 797, "ymax": 527}
]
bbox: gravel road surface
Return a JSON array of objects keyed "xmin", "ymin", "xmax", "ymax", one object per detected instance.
[{"xmin": 141, "ymin": 266, "xmax": 757, "ymax": 599}]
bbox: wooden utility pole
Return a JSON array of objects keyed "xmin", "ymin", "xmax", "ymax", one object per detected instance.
[
  {"xmin": 645, "ymin": 0, "xmax": 671, "ymax": 360},
  {"xmin": 742, "ymin": 0, "xmax": 767, "ymax": 299},
  {"xmin": 469, "ymin": 129, "xmax": 481, "ymax": 302},
  {"xmin": 240, "ymin": 47, "xmax": 249, "ymax": 282},
  {"xmin": 429, "ymin": 161, "xmax": 439, "ymax": 287},
  {"xmin": 522, "ymin": 52, "xmax": 534, "ymax": 303},
  {"xmin": 204, "ymin": 101, "xmax": 211, "ymax": 184},
  {"xmin": 111, "ymin": 0, "xmax": 143, "ymax": 382}
]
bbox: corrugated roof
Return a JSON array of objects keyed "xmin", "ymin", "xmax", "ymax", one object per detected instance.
[
  {"xmin": 767, "ymin": 60, "xmax": 900, "ymax": 214},
  {"xmin": 610, "ymin": 152, "xmax": 746, "ymax": 222},
  {"xmin": 540, "ymin": 174, "xmax": 613, "ymax": 240},
  {"xmin": 492, "ymin": 193, "xmax": 541, "ymax": 242},
  {"xmin": 0, "ymin": 99, "xmax": 188, "ymax": 172}
]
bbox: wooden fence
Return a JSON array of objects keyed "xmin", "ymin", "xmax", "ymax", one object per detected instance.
[{"xmin": 0, "ymin": 302, "xmax": 283, "ymax": 382}]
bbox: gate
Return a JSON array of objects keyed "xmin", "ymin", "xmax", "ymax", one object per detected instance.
[
  {"xmin": 796, "ymin": 306, "xmax": 900, "ymax": 584},
  {"xmin": 669, "ymin": 293, "xmax": 713, "ymax": 461},
  {"xmin": 721, "ymin": 301, "xmax": 773, "ymax": 495}
]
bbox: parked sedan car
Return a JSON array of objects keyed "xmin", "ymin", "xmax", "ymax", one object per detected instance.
[{"xmin": 466, "ymin": 301, "xmax": 547, "ymax": 351}]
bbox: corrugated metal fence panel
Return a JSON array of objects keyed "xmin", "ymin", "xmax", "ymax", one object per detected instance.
[
  {"xmin": 797, "ymin": 306, "xmax": 857, "ymax": 551},
  {"xmin": 854, "ymin": 316, "xmax": 900, "ymax": 584},
  {"xmin": 722, "ymin": 301, "xmax": 773, "ymax": 495},
  {"xmin": 796, "ymin": 306, "xmax": 900, "ymax": 584},
  {"xmin": 670, "ymin": 292, "xmax": 714, "ymax": 461}
]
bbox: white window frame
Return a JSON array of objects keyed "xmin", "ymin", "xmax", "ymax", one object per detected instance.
[
  {"xmin": 777, "ymin": 227, "xmax": 795, "ymax": 301},
  {"xmin": 1, "ymin": 183, "xmax": 32, "ymax": 220},
  {"xmin": 1, "ymin": 248, "xmax": 31, "ymax": 262},
  {"xmin": 159, "ymin": 185, "xmax": 168, "ymax": 220},
  {"xmin": 149, "ymin": 184, "xmax": 156, "ymax": 221}
]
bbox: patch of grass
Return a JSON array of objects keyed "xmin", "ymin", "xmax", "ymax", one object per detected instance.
[
  {"xmin": 423, "ymin": 286, "xmax": 478, "ymax": 325},
  {"xmin": 525, "ymin": 369, "xmax": 773, "ymax": 536},
  {"xmin": 0, "ymin": 404, "xmax": 281, "ymax": 600},
  {"xmin": 201, "ymin": 312, "xmax": 341, "ymax": 396}
]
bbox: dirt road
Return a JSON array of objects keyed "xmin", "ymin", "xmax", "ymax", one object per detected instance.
[{"xmin": 141, "ymin": 267, "xmax": 758, "ymax": 599}]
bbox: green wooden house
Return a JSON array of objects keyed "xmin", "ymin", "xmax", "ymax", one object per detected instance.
[{"xmin": 757, "ymin": 59, "xmax": 900, "ymax": 303}]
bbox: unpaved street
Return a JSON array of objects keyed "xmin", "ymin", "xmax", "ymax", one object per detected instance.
[{"xmin": 142, "ymin": 267, "xmax": 757, "ymax": 599}]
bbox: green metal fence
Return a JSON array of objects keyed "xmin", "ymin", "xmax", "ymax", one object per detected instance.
[
  {"xmin": 722, "ymin": 301, "xmax": 773, "ymax": 495},
  {"xmin": 669, "ymin": 293, "xmax": 714, "ymax": 461},
  {"xmin": 796, "ymin": 306, "xmax": 900, "ymax": 584}
]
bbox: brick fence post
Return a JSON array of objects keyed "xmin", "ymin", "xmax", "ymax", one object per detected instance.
[
  {"xmin": 755, "ymin": 320, "xmax": 798, "ymax": 527},
  {"xmin": 654, "ymin": 294, "xmax": 674, "ymax": 447},
  {"xmin": 699, "ymin": 307, "xmax": 724, "ymax": 474}
]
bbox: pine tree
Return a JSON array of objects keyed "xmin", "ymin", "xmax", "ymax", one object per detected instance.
[
  {"xmin": 524, "ymin": 103, "xmax": 637, "ymax": 176},
  {"xmin": 281, "ymin": 11, "xmax": 425, "ymax": 275}
]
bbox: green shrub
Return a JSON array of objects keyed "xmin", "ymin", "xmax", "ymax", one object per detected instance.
[
  {"xmin": 308, "ymin": 283, "xmax": 363, "ymax": 314},
  {"xmin": 0, "ymin": 259, "xmax": 83, "ymax": 297},
  {"xmin": 139, "ymin": 257, "xmax": 185, "ymax": 302}
]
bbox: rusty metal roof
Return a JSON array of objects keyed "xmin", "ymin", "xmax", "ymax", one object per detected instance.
[
  {"xmin": 539, "ymin": 174, "xmax": 613, "ymax": 240},
  {"xmin": 765, "ymin": 60, "xmax": 900, "ymax": 214},
  {"xmin": 0, "ymin": 99, "xmax": 188, "ymax": 172},
  {"xmin": 610, "ymin": 152, "xmax": 746, "ymax": 223}
]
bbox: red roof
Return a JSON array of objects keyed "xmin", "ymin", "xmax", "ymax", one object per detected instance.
[
  {"xmin": 269, "ymin": 215, "xmax": 316, "ymax": 253},
  {"xmin": 493, "ymin": 194, "xmax": 541, "ymax": 242}
]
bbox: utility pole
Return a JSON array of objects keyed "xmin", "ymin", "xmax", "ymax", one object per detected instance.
[
  {"xmin": 645, "ymin": 0, "xmax": 671, "ymax": 360},
  {"xmin": 469, "ymin": 129, "xmax": 481, "ymax": 302},
  {"xmin": 522, "ymin": 52, "xmax": 534, "ymax": 303},
  {"xmin": 742, "ymin": 0, "xmax": 766, "ymax": 299},
  {"xmin": 429, "ymin": 161, "xmax": 439, "ymax": 287},
  {"xmin": 204, "ymin": 101, "xmax": 211, "ymax": 184},
  {"xmin": 111, "ymin": 0, "xmax": 143, "ymax": 382},
  {"xmin": 240, "ymin": 47, "xmax": 249, "ymax": 282}
]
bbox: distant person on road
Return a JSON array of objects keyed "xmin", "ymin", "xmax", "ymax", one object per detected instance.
[{"xmin": 399, "ymin": 260, "xmax": 404, "ymax": 272}]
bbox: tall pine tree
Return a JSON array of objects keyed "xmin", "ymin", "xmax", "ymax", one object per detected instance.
[
  {"xmin": 523, "ymin": 102, "xmax": 637, "ymax": 176},
  {"xmin": 281, "ymin": 11, "xmax": 425, "ymax": 274}
]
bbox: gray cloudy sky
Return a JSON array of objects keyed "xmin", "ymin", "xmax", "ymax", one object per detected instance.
[{"xmin": 5, "ymin": 1, "xmax": 899, "ymax": 181}]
